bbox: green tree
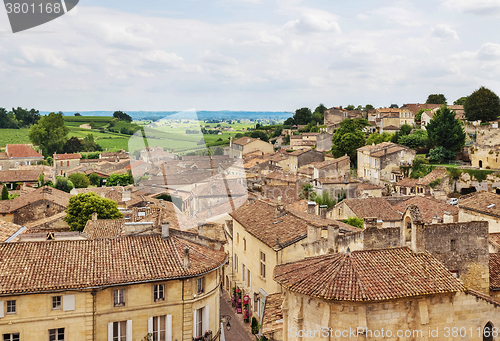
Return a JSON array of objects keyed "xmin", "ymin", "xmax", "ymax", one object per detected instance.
[
  {"xmin": 345, "ymin": 105, "xmax": 355, "ymax": 110},
  {"xmin": 113, "ymin": 110, "xmax": 132, "ymax": 122},
  {"xmin": 46, "ymin": 156, "xmax": 53, "ymax": 166},
  {"xmin": 300, "ymin": 184, "xmax": 314, "ymax": 200},
  {"xmin": 454, "ymin": 97, "xmax": 467, "ymax": 106},
  {"xmin": 293, "ymin": 108, "xmax": 312, "ymax": 125},
  {"xmin": 38, "ymin": 173, "xmax": 45, "ymax": 188},
  {"xmin": 82, "ymin": 133, "xmax": 102, "ymax": 152},
  {"xmin": 64, "ymin": 192, "xmax": 123, "ymax": 231},
  {"xmin": 68, "ymin": 173, "xmax": 90, "ymax": 188},
  {"xmin": 391, "ymin": 124, "xmax": 412, "ymax": 144},
  {"xmin": 28, "ymin": 112, "xmax": 69, "ymax": 157},
  {"xmin": 426, "ymin": 94, "xmax": 447, "ymax": 104},
  {"xmin": 367, "ymin": 132, "xmax": 393, "ymax": 145},
  {"xmin": 428, "ymin": 146, "xmax": 454, "ymax": 163},
  {"xmin": 0, "ymin": 108, "xmax": 20, "ymax": 129},
  {"xmin": 331, "ymin": 119, "xmax": 368, "ymax": 163},
  {"xmin": 365, "ymin": 104, "xmax": 374, "ymax": 110},
  {"xmin": 463, "ymin": 86, "xmax": 500, "ymax": 122},
  {"xmin": 397, "ymin": 130, "xmax": 429, "ymax": 149},
  {"xmin": 105, "ymin": 172, "xmax": 134, "ymax": 186},
  {"xmin": 314, "ymin": 104, "xmax": 327, "ymax": 115},
  {"xmin": 284, "ymin": 117, "xmax": 295, "ymax": 126},
  {"xmin": 312, "ymin": 191, "xmax": 336, "ymax": 209},
  {"xmin": 343, "ymin": 216, "xmax": 363, "ymax": 229},
  {"xmin": 12, "ymin": 107, "xmax": 40, "ymax": 127},
  {"xmin": 1, "ymin": 185, "xmax": 8, "ymax": 200},
  {"xmin": 88, "ymin": 173, "xmax": 100, "ymax": 186},
  {"xmin": 54, "ymin": 176, "xmax": 75, "ymax": 193},
  {"xmin": 63, "ymin": 137, "xmax": 83, "ymax": 154},
  {"xmin": 74, "ymin": 113, "xmax": 81, "ymax": 116},
  {"xmin": 426, "ymin": 105, "xmax": 466, "ymax": 155},
  {"xmin": 250, "ymin": 130, "xmax": 269, "ymax": 142}
]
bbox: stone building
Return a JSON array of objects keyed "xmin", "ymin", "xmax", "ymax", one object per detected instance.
[
  {"xmin": 0, "ymin": 144, "xmax": 44, "ymax": 170},
  {"xmin": 0, "ymin": 169, "xmax": 43, "ymax": 189},
  {"xmin": 393, "ymin": 195, "xmax": 459, "ymax": 224},
  {"xmin": 357, "ymin": 142, "xmax": 415, "ymax": 185},
  {"xmin": 396, "ymin": 168, "xmax": 449, "ymax": 196},
  {"xmin": 324, "ymin": 107, "xmax": 364, "ymax": 126},
  {"xmin": 329, "ymin": 197, "xmax": 402, "ymax": 228},
  {"xmin": 0, "ymin": 186, "xmax": 70, "ymax": 225},
  {"xmin": 312, "ymin": 156, "xmax": 350, "ymax": 179},
  {"xmin": 274, "ymin": 247, "xmax": 500, "ymax": 341},
  {"xmin": 459, "ymin": 192, "xmax": 500, "ymax": 233},
  {"xmin": 288, "ymin": 149, "xmax": 324, "ymax": 173},
  {"xmin": 54, "ymin": 153, "xmax": 81, "ymax": 176},
  {"xmin": 314, "ymin": 132, "xmax": 333, "ymax": 152},
  {"xmin": 0, "ymin": 232, "xmax": 226, "ymax": 341},
  {"xmin": 229, "ymin": 137, "xmax": 274, "ymax": 158}
]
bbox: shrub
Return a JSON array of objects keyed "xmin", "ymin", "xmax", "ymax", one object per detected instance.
[
  {"xmin": 68, "ymin": 173, "xmax": 90, "ymax": 188},
  {"xmin": 251, "ymin": 317, "xmax": 259, "ymax": 334},
  {"xmin": 429, "ymin": 178, "xmax": 441, "ymax": 189},
  {"xmin": 343, "ymin": 216, "xmax": 364, "ymax": 229}
]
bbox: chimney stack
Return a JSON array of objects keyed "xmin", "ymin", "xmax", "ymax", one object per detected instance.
[
  {"xmin": 161, "ymin": 222, "xmax": 169, "ymax": 239},
  {"xmin": 364, "ymin": 217, "xmax": 377, "ymax": 230},
  {"xmin": 92, "ymin": 212, "xmax": 98, "ymax": 221},
  {"xmin": 411, "ymin": 220, "xmax": 425, "ymax": 254},
  {"xmin": 327, "ymin": 225, "xmax": 339, "ymax": 253},
  {"xmin": 183, "ymin": 248, "xmax": 190, "ymax": 269},
  {"xmin": 307, "ymin": 201, "xmax": 316, "ymax": 215},
  {"xmin": 319, "ymin": 205, "xmax": 328, "ymax": 219}
]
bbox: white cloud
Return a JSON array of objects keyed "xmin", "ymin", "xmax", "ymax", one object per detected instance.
[
  {"xmin": 430, "ymin": 24, "xmax": 459, "ymax": 41},
  {"xmin": 441, "ymin": 0, "xmax": 500, "ymax": 16},
  {"xmin": 284, "ymin": 10, "xmax": 341, "ymax": 34}
]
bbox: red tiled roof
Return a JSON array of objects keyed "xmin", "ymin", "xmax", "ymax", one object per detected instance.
[
  {"xmin": 261, "ymin": 293, "xmax": 284, "ymax": 337},
  {"xmin": 490, "ymin": 253, "xmax": 500, "ymax": 290},
  {"xmin": 53, "ymin": 153, "xmax": 81, "ymax": 160},
  {"xmin": 459, "ymin": 192, "xmax": 500, "ymax": 217},
  {"xmin": 274, "ymin": 247, "xmax": 464, "ymax": 301},
  {"xmin": 0, "ymin": 236, "xmax": 226, "ymax": 294},
  {"xmin": 0, "ymin": 186, "xmax": 70, "ymax": 214},
  {"xmin": 393, "ymin": 196, "xmax": 458, "ymax": 223},
  {"xmin": 232, "ymin": 137, "xmax": 258, "ymax": 146},
  {"xmin": 0, "ymin": 220, "xmax": 23, "ymax": 242},
  {"xmin": 6, "ymin": 144, "xmax": 43, "ymax": 158},
  {"xmin": 83, "ymin": 219, "xmax": 124, "ymax": 239},
  {"xmin": 0, "ymin": 169, "xmax": 42, "ymax": 183}
]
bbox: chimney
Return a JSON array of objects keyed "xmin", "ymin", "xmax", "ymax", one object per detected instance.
[
  {"xmin": 443, "ymin": 211, "xmax": 453, "ymax": 223},
  {"xmin": 183, "ymin": 248, "xmax": 190, "ymax": 269},
  {"xmin": 161, "ymin": 222, "xmax": 169, "ymax": 239},
  {"xmin": 319, "ymin": 205, "xmax": 328, "ymax": 219},
  {"xmin": 364, "ymin": 217, "xmax": 377, "ymax": 230},
  {"xmin": 91, "ymin": 212, "xmax": 98, "ymax": 221},
  {"xmin": 307, "ymin": 201, "xmax": 316, "ymax": 215},
  {"xmin": 431, "ymin": 213, "xmax": 442, "ymax": 224},
  {"xmin": 327, "ymin": 225, "xmax": 339, "ymax": 252},
  {"xmin": 275, "ymin": 203, "xmax": 285, "ymax": 219},
  {"xmin": 306, "ymin": 223, "xmax": 318, "ymax": 244},
  {"xmin": 411, "ymin": 220, "xmax": 425, "ymax": 254}
]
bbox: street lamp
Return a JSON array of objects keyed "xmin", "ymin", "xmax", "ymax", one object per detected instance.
[{"xmin": 221, "ymin": 315, "xmax": 231, "ymax": 331}]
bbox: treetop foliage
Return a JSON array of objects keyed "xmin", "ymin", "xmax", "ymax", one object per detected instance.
[
  {"xmin": 426, "ymin": 94, "xmax": 447, "ymax": 105},
  {"xmin": 65, "ymin": 192, "xmax": 123, "ymax": 231},
  {"xmin": 426, "ymin": 105, "xmax": 466, "ymax": 154},
  {"xmin": 113, "ymin": 110, "xmax": 132, "ymax": 123},
  {"xmin": 463, "ymin": 86, "xmax": 500, "ymax": 122}
]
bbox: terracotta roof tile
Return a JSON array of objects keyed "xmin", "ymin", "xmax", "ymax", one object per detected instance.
[
  {"xmin": 340, "ymin": 198, "xmax": 402, "ymax": 221},
  {"xmin": 53, "ymin": 153, "xmax": 81, "ymax": 160},
  {"xmin": 0, "ymin": 236, "xmax": 226, "ymax": 294},
  {"xmin": 84, "ymin": 219, "xmax": 124, "ymax": 239},
  {"xmin": 394, "ymin": 196, "xmax": 458, "ymax": 223},
  {"xmin": 261, "ymin": 293, "xmax": 284, "ymax": 337},
  {"xmin": 0, "ymin": 220, "xmax": 23, "ymax": 242},
  {"xmin": 458, "ymin": 192, "xmax": 500, "ymax": 217},
  {"xmin": 5, "ymin": 144, "xmax": 43, "ymax": 158},
  {"xmin": 490, "ymin": 253, "xmax": 500, "ymax": 290},
  {"xmin": 490, "ymin": 233, "xmax": 500, "ymax": 250},
  {"xmin": 233, "ymin": 137, "xmax": 258, "ymax": 146},
  {"xmin": 0, "ymin": 169, "xmax": 42, "ymax": 182},
  {"xmin": 274, "ymin": 247, "xmax": 464, "ymax": 301},
  {"xmin": 0, "ymin": 186, "xmax": 70, "ymax": 214}
]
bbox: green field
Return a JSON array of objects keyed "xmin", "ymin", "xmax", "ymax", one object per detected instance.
[{"xmin": 0, "ymin": 117, "xmax": 253, "ymax": 153}]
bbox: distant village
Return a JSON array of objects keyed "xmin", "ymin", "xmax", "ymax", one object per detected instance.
[{"xmin": 2, "ymin": 93, "xmax": 500, "ymax": 341}]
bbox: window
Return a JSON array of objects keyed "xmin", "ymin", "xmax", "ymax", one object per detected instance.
[
  {"xmin": 152, "ymin": 316, "xmax": 166, "ymax": 341},
  {"xmin": 451, "ymin": 239, "xmax": 456, "ymax": 251},
  {"xmin": 243, "ymin": 238, "xmax": 246, "ymax": 251},
  {"xmin": 242, "ymin": 264, "xmax": 246, "ymax": 282},
  {"xmin": 247, "ymin": 269, "xmax": 251, "ymax": 287},
  {"xmin": 67, "ymin": 161, "xmax": 70, "ymax": 167},
  {"xmin": 3, "ymin": 333, "xmax": 19, "ymax": 341},
  {"xmin": 114, "ymin": 289, "xmax": 125, "ymax": 307},
  {"xmin": 52, "ymin": 296, "xmax": 62, "ymax": 310},
  {"xmin": 6, "ymin": 300, "xmax": 15, "ymax": 314},
  {"xmin": 236, "ymin": 233, "xmax": 239, "ymax": 244},
  {"xmin": 60, "ymin": 161, "xmax": 63, "ymax": 166},
  {"xmin": 49, "ymin": 328, "xmax": 64, "ymax": 341},
  {"xmin": 112, "ymin": 321, "xmax": 127, "ymax": 341},
  {"xmin": 234, "ymin": 254, "xmax": 238, "ymax": 272},
  {"xmin": 193, "ymin": 307, "xmax": 208, "ymax": 338},
  {"xmin": 154, "ymin": 284, "xmax": 164, "ymax": 301},
  {"xmin": 260, "ymin": 252, "xmax": 266, "ymax": 278},
  {"xmin": 197, "ymin": 277, "xmax": 204, "ymax": 294}
]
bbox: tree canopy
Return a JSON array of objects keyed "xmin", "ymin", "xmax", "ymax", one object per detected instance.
[
  {"xmin": 463, "ymin": 86, "xmax": 500, "ymax": 122},
  {"xmin": 415, "ymin": 108, "xmax": 431, "ymax": 121},
  {"xmin": 63, "ymin": 137, "xmax": 82, "ymax": 154},
  {"xmin": 105, "ymin": 172, "xmax": 134, "ymax": 186},
  {"xmin": 113, "ymin": 111, "xmax": 132, "ymax": 123},
  {"xmin": 331, "ymin": 119, "xmax": 369, "ymax": 163},
  {"xmin": 68, "ymin": 173, "xmax": 90, "ymax": 188},
  {"xmin": 65, "ymin": 192, "xmax": 123, "ymax": 231},
  {"xmin": 293, "ymin": 108, "xmax": 313, "ymax": 125},
  {"xmin": 367, "ymin": 132, "xmax": 393, "ymax": 145},
  {"xmin": 54, "ymin": 176, "xmax": 74, "ymax": 193},
  {"xmin": 28, "ymin": 112, "xmax": 70, "ymax": 157},
  {"xmin": 453, "ymin": 97, "xmax": 467, "ymax": 106},
  {"xmin": 426, "ymin": 105, "xmax": 466, "ymax": 155},
  {"xmin": 426, "ymin": 94, "xmax": 447, "ymax": 105},
  {"xmin": 397, "ymin": 130, "xmax": 429, "ymax": 149}
]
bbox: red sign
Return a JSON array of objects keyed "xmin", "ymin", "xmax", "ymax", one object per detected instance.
[{"xmin": 243, "ymin": 295, "xmax": 249, "ymax": 304}]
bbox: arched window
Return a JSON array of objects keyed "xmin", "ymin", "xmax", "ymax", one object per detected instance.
[{"xmin": 484, "ymin": 322, "xmax": 493, "ymax": 341}]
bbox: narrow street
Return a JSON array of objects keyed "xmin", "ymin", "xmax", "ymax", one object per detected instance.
[{"xmin": 220, "ymin": 291, "xmax": 254, "ymax": 341}]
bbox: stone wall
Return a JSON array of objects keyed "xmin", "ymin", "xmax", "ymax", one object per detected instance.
[{"xmin": 13, "ymin": 199, "xmax": 66, "ymax": 226}]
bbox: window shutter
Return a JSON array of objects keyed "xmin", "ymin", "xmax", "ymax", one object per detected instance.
[
  {"xmin": 126, "ymin": 320, "xmax": 132, "ymax": 341},
  {"xmin": 108, "ymin": 322, "xmax": 113, "ymax": 341},
  {"xmin": 148, "ymin": 317, "xmax": 153, "ymax": 334},
  {"xmin": 193, "ymin": 310, "xmax": 197, "ymax": 338},
  {"xmin": 166, "ymin": 315, "xmax": 172, "ymax": 341},
  {"xmin": 63, "ymin": 295, "xmax": 75, "ymax": 311},
  {"xmin": 0, "ymin": 301, "xmax": 3, "ymax": 318},
  {"xmin": 202, "ymin": 305, "xmax": 209, "ymax": 334}
]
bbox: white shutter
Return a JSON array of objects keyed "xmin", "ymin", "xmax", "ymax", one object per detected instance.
[
  {"xmin": 193, "ymin": 310, "xmax": 197, "ymax": 338},
  {"xmin": 108, "ymin": 322, "xmax": 113, "ymax": 341},
  {"xmin": 166, "ymin": 315, "xmax": 172, "ymax": 341},
  {"xmin": 126, "ymin": 320, "xmax": 132, "ymax": 341},
  {"xmin": 0, "ymin": 301, "xmax": 3, "ymax": 318},
  {"xmin": 62, "ymin": 295, "xmax": 75, "ymax": 311},
  {"xmin": 148, "ymin": 317, "xmax": 153, "ymax": 334},
  {"xmin": 202, "ymin": 305, "xmax": 209, "ymax": 334}
]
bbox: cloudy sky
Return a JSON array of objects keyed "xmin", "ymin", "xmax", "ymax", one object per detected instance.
[{"xmin": 0, "ymin": 0, "xmax": 499, "ymax": 112}]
